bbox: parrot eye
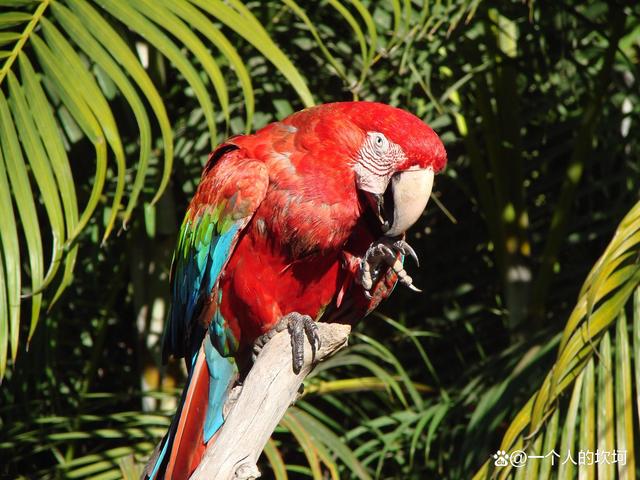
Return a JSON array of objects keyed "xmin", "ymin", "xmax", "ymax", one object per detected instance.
[{"xmin": 369, "ymin": 132, "xmax": 389, "ymax": 153}]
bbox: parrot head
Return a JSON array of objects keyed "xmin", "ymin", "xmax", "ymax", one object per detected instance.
[
  {"xmin": 279, "ymin": 101, "xmax": 446, "ymax": 239},
  {"xmin": 333, "ymin": 102, "xmax": 447, "ymax": 237}
]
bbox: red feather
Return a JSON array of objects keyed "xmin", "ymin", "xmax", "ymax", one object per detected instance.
[{"xmin": 165, "ymin": 346, "xmax": 209, "ymax": 478}]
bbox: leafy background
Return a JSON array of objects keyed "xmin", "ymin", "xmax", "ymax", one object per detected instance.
[{"xmin": 1, "ymin": 0, "xmax": 639, "ymax": 479}]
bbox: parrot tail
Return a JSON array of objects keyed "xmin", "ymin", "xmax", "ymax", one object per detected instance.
[{"xmin": 145, "ymin": 337, "xmax": 238, "ymax": 480}]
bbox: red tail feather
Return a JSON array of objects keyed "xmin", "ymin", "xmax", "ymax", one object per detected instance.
[{"xmin": 165, "ymin": 346, "xmax": 210, "ymax": 479}]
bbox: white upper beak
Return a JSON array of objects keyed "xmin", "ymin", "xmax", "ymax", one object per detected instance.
[{"xmin": 384, "ymin": 167, "xmax": 434, "ymax": 237}]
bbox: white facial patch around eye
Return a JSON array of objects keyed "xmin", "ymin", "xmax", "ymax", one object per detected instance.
[
  {"xmin": 360, "ymin": 132, "xmax": 393, "ymax": 173},
  {"xmin": 354, "ymin": 132, "xmax": 401, "ymax": 194}
]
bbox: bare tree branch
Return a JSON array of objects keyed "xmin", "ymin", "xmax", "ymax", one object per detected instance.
[{"xmin": 189, "ymin": 322, "xmax": 352, "ymax": 480}]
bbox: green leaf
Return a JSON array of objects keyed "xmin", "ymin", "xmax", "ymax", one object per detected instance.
[
  {"xmin": 0, "ymin": 87, "xmax": 42, "ymax": 362},
  {"xmin": 578, "ymin": 358, "xmax": 595, "ymax": 480},
  {"xmin": 40, "ymin": 17, "xmax": 125, "ymax": 243},
  {"xmin": 263, "ymin": 439, "xmax": 288, "ymax": 480},
  {"xmin": 0, "ymin": 144, "xmax": 19, "ymax": 377},
  {"xmin": 158, "ymin": 0, "xmax": 254, "ymax": 132},
  {"xmin": 98, "ymin": 0, "xmax": 217, "ymax": 157},
  {"xmin": 0, "ymin": 12, "xmax": 32, "ymax": 28},
  {"xmin": 66, "ymin": 0, "xmax": 173, "ymax": 209},
  {"xmin": 635, "ymin": 288, "xmax": 640, "ymax": 431},
  {"xmin": 343, "ymin": 0, "xmax": 377, "ymax": 82},
  {"xmin": 51, "ymin": 3, "xmax": 150, "ymax": 229},
  {"xmin": 325, "ymin": 0, "xmax": 368, "ymax": 87},
  {"xmin": 356, "ymin": 333, "xmax": 422, "ymax": 407},
  {"xmin": 281, "ymin": 0, "xmax": 348, "ymax": 82},
  {"xmin": 0, "ymin": 31, "xmax": 21, "ymax": 46},
  {"xmin": 290, "ymin": 407, "xmax": 372, "ymax": 480},
  {"xmin": 321, "ymin": 350, "xmax": 406, "ymax": 405},
  {"xmin": 474, "ymin": 199, "xmax": 640, "ymax": 478},
  {"xmin": 7, "ymin": 71, "xmax": 65, "ymax": 341},
  {"xmin": 537, "ymin": 409, "xmax": 559, "ymax": 480},
  {"xmin": 597, "ymin": 331, "xmax": 615, "ymax": 480},
  {"xmin": 615, "ymin": 312, "xmax": 635, "ymax": 477},
  {"xmin": 30, "ymin": 33, "xmax": 108, "ymax": 240},
  {"xmin": 190, "ymin": 0, "xmax": 314, "ymax": 107},
  {"xmin": 0, "ymin": 0, "xmax": 49, "ymax": 83},
  {"xmin": 132, "ymin": 0, "xmax": 227, "ymax": 129},
  {"xmin": 558, "ymin": 370, "xmax": 583, "ymax": 480},
  {"xmin": 280, "ymin": 411, "xmax": 323, "ymax": 480},
  {"xmin": 118, "ymin": 454, "xmax": 142, "ymax": 480}
]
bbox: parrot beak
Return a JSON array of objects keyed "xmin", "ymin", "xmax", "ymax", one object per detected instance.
[{"xmin": 376, "ymin": 167, "xmax": 434, "ymax": 237}]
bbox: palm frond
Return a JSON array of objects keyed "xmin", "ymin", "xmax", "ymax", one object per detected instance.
[{"xmin": 473, "ymin": 199, "xmax": 640, "ymax": 479}]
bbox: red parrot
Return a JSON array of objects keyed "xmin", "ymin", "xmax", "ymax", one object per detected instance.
[{"xmin": 146, "ymin": 101, "xmax": 446, "ymax": 479}]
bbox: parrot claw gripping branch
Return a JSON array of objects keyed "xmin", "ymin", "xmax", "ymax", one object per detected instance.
[
  {"xmin": 146, "ymin": 102, "xmax": 447, "ymax": 480},
  {"xmin": 252, "ymin": 311, "xmax": 320, "ymax": 373}
]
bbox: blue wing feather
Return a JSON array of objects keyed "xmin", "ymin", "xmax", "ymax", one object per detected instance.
[
  {"xmin": 149, "ymin": 154, "xmax": 268, "ymax": 479},
  {"xmin": 163, "ymin": 213, "xmax": 242, "ymax": 363}
]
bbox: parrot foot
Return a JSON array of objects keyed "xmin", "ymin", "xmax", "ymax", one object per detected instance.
[
  {"xmin": 358, "ymin": 238, "xmax": 421, "ymax": 297},
  {"xmin": 252, "ymin": 312, "xmax": 321, "ymax": 374}
]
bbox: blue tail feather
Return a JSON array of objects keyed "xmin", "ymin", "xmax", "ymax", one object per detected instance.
[{"xmin": 203, "ymin": 335, "xmax": 237, "ymax": 442}]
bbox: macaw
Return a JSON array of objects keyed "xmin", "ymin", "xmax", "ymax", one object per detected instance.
[{"xmin": 145, "ymin": 101, "xmax": 447, "ymax": 479}]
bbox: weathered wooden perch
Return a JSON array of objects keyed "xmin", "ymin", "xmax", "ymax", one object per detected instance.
[{"xmin": 189, "ymin": 322, "xmax": 351, "ymax": 480}]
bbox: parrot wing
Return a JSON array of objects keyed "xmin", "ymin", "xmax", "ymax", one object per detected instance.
[
  {"xmin": 148, "ymin": 145, "xmax": 269, "ymax": 480},
  {"xmin": 163, "ymin": 144, "xmax": 269, "ymax": 364}
]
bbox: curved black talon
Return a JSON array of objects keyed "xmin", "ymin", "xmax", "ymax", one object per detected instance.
[
  {"xmin": 251, "ymin": 312, "xmax": 321, "ymax": 374},
  {"xmin": 287, "ymin": 312, "xmax": 320, "ymax": 374}
]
